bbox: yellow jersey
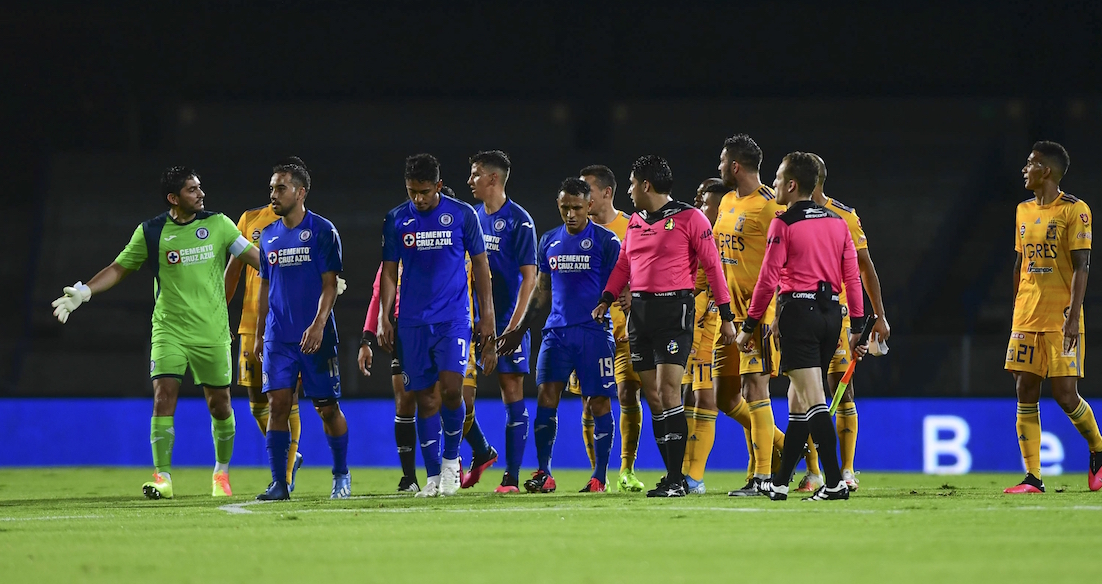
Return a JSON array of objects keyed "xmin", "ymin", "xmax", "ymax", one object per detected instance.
[
  {"xmin": 235, "ymin": 205, "xmax": 279, "ymax": 334},
  {"xmin": 1013, "ymin": 192, "xmax": 1091, "ymax": 332},
  {"xmin": 599, "ymin": 211, "xmax": 632, "ymax": 340},
  {"xmin": 713, "ymin": 185, "xmax": 784, "ymax": 321},
  {"xmin": 825, "ymin": 197, "xmax": 868, "ymax": 321}
]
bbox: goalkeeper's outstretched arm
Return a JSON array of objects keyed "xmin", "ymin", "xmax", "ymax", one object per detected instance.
[{"xmin": 51, "ymin": 262, "xmax": 134, "ymax": 323}]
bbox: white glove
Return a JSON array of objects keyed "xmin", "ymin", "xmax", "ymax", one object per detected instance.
[
  {"xmin": 51, "ymin": 281, "xmax": 92, "ymax": 324},
  {"xmin": 336, "ymin": 276, "xmax": 347, "ymax": 296},
  {"xmin": 868, "ymin": 332, "xmax": 889, "ymax": 356}
]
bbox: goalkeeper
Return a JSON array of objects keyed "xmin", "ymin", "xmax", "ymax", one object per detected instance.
[{"xmin": 51, "ymin": 166, "xmax": 261, "ymax": 500}]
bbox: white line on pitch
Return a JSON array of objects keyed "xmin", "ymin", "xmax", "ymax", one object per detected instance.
[{"xmin": 0, "ymin": 515, "xmax": 103, "ymax": 521}]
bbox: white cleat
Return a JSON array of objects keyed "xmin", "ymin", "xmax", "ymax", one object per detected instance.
[
  {"xmin": 440, "ymin": 458, "xmax": 461, "ymax": 496},
  {"xmin": 842, "ymin": 469, "xmax": 860, "ymax": 492},
  {"xmin": 415, "ymin": 476, "xmax": 441, "ymax": 498}
]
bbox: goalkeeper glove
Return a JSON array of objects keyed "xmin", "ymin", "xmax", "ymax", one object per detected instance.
[
  {"xmin": 51, "ymin": 281, "xmax": 92, "ymax": 324},
  {"xmin": 336, "ymin": 275, "xmax": 347, "ymax": 296}
]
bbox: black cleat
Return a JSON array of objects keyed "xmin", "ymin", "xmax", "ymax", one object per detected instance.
[
  {"xmin": 256, "ymin": 481, "xmax": 291, "ymax": 501},
  {"xmin": 397, "ymin": 476, "xmax": 420, "ymax": 493},
  {"xmin": 524, "ymin": 470, "xmax": 557, "ymax": 493},
  {"xmin": 803, "ymin": 481, "xmax": 850, "ymax": 501},
  {"xmin": 728, "ymin": 477, "xmax": 767, "ymax": 497},
  {"xmin": 646, "ymin": 477, "xmax": 686, "ymax": 498}
]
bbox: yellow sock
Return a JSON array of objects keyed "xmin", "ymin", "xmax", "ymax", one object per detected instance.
[
  {"xmin": 688, "ymin": 408, "xmax": 717, "ymax": 481},
  {"xmin": 743, "ymin": 427, "xmax": 754, "ymax": 482},
  {"xmin": 772, "ymin": 424, "xmax": 785, "ymax": 475},
  {"xmin": 464, "ymin": 409, "xmax": 475, "ymax": 436},
  {"xmin": 1068, "ymin": 398, "xmax": 1102, "ymax": 452},
  {"xmin": 682, "ymin": 407, "xmax": 698, "ymax": 476},
  {"xmin": 749, "ymin": 399, "xmax": 775, "ymax": 476},
  {"xmin": 724, "ymin": 398, "xmax": 752, "ymax": 429},
  {"xmin": 286, "ymin": 404, "xmax": 301, "ymax": 483},
  {"xmin": 1017, "ymin": 402, "xmax": 1042, "ymax": 476},
  {"xmin": 837, "ymin": 401, "xmax": 858, "ymax": 471},
  {"xmin": 249, "ymin": 401, "xmax": 269, "ymax": 436},
  {"xmin": 805, "ymin": 435, "xmax": 819, "ymax": 476},
  {"xmin": 582, "ymin": 409, "xmax": 596, "ymax": 470},
  {"xmin": 621, "ymin": 404, "xmax": 642, "ymax": 472}
]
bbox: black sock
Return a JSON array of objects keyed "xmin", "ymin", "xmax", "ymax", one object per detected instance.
[
  {"xmin": 395, "ymin": 415, "xmax": 417, "ymax": 479},
  {"xmin": 663, "ymin": 406, "xmax": 687, "ymax": 483},
  {"xmin": 775, "ymin": 412, "xmax": 810, "ymax": 487},
  {"xmin": 652, "ymin": 413, "xmax": 669, "ymax": 472},
  {"xmin": 806, "ymin": 404, "xmax": 842, "ymax": 487}
]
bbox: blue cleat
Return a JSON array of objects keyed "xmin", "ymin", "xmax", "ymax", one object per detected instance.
[
  {"xmin": 256, "ymin": 481, "xmax": 290, "ymax": 501},
  {"xmin": 289, "ymin": 452, "xmax": 304, "ymax": 493},
  {"xmin": 685, "ymin": 476, "xmax": 706, "ymax": 495},
  {"xmin": 331, "ymin": 472, "xmax": 352, "ymax": 499}
]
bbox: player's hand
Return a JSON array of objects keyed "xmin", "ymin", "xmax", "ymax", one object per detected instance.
[
  {"xmin": 357, "ymin": 343, "xmax": 373, "ymax": 376},
  {"xmin": 336, "ymin": 276, "xmax": 348, "ymax": 296},
  {"xmin": 769, "ymin": 316, "xmax": 779, "ymax": 340},
  {"xmin": 871, "ymin": 315, "xmax": 890, "ymax": 343},
  {"xmin": 254, "ymin": 335, "xmax": 264, "ymax": 363},
  {"xmin": 1062, "ymin": 316, "xmax": 1079, "ymax": 355},
  {"xmin": 300, "ymin": 322, "xmax": 325, "ymax": 354},
  {"xmin": 849, "ymin": 332, "xmax": 869, "ymax": 361},
  {"xmin": 476, "ymin": 319, "xmax": 498, "ymax": 374},
  {"xmin": 496, "ymin": 326, "xmax": 526, "ymax": 356},
  {"xmin": 734, "ymin": 328, "xmax": 754, "ymax": 353},
  {"xmin": 51, "ymin": 281, "xmax": 91, "ymax": 324},
  {"xmin": 379, "ymin": 318, "xmax": 396, "ymax": 354},
  {"xmin": 719, "ymin": 320, "xmax": 737, "ymax": 346},
  {"xmin": 591, "ymin": 302, "xmax": 611, "ymax": 323},
  {"xmin": 616, "ymin": 290, "xmax": 631, "ymax": 313}
]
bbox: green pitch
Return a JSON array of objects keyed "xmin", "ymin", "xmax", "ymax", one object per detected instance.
[{"xmin": 0, "ymin": 468, "xmax": 1096, "ymax": 583}]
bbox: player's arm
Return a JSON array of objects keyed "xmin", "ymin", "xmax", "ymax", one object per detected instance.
[
  {"xmin": 1064, "ymin": 249, "xmax": 1090, "ymax": 352},
  {"xmin": 301, "ymin": 271, "xmax": 338, "ymax": 355},
  {"xmin": 358, "ymin": 265, "xmax": 385, "ymax": 376},
  {"xmin": 506, "ymin": 265, "xmax": 538, "ymax": 333},
  {"xmin": 595, "ymin": 229, "xmax": 631, "ymax": 321},
  {"xmin": 689, "ymin": 210, "xmax": 736, "ymax": 344},
  {"xmin": 737, "ymin": 218, "xmax": 786, "ymax": 351},
  {"xmin": 856, "ymin": 248, "xmax": 889, "ymax": 342},
  {"xmin": 498, "ymin": 271, "xmax": 550, "ymax": 356},
  {"xmin": 378, "ymin": 260, "xmax": 399, "ymax": 354},
  {"xmin": 224, "ymin": 254, "xmax": 245, "ymax": 305},
  {"xmin": 254, "ymin": 277, "xmax": 269, "ymax": 362},
  {"xmin": 1012, "ymin": 252, "xmax": 1022, "ymax": 298},
  {"xmin": 470, "ymin": 251, "xmax": 499, "ymax": 375},
  {"xmin": 53, "ymin": 225, "xmax": 143, "ymax": 323}
]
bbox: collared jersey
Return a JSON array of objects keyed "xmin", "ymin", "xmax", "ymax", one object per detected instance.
[
  {"xmin": 538, "ymin": 221, "xmax": 621, "ymax": 330},
  {"xmin": 476, "ymin": 198, "xmax": 537, "ymax": 331},
  {"xmin": 599, "ymin": 210, "xmax": 632, "ymax": 340},
  {"xmin": 235, "ymin": 204, "xmax": 279, "ymax": 334},
  {"xmin": 713, "ymin": 185, "xmax": 786, "ymax": 321},
  {"xmin": 258, "ymin": 211, "xmax": 343, "ymax": 345},
  {"xmin": 382, "ymin": 195, "xmax": 485, "ymax": 327},
  {"xmin": 115, "ymin": 211, "xmax": 253, "ymax": 346},
  {"xmin": 1013, "ymin": 192, "xmax": 1091, "ymax": 332},
  {"xmin": 825, "ymin": 196, "xmax": 868, "ymax": 318}
]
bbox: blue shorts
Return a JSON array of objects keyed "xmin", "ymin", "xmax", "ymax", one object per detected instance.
[
  {"xmin": 495, "ymin": 329, "xmax": 531, "ymax": 375},
  {"xmin": 262, "ymin": 341, "xmax": 341, "ymax": 400},
  {"xmin": 397, "ymin": 320, "xmax": 471, "ymax": 392},
  {"xmin": 536, "ymin": 325, "xmax": 616, "ymax": 397}
]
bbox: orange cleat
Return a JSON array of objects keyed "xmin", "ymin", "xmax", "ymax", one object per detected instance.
[
  {"xmin": 1089, "ymin": 452, "xmax": 1102, "ymax": 492},
  {"xmin": 1004, "ymin": 474, "xmax": 1045, "ymax": 494},
  {"xmin": 579, "ymin": 478, "xmax": 606, "ymax": 493}
]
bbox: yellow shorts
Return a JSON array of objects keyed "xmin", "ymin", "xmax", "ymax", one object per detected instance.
[
  {"xmin": 685, "ymin": 361, "xmax": 712, "ymax": 391},
  {"xmin": 713, "ymin": 322, "xmax": 779, "ymax": 378},
  {"xmin": 1005, "ymin": 331, "xmax": 1084, "ymax": 379},
  {"xmin": 828, "ymin": 319, "xmax": 852, "ymax": 375},
  {"xmin": 464, "ymin": 345, "xmax": 478, "ymax": 389},
  {"xmin": 237, "ymin": 333, "xmax": 261, "ymax": 388}
]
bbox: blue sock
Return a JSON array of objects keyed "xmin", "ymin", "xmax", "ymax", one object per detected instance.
[
  {"xmin": 441, "ymin": 404, "xmax": 465, "ymax": 461},
  {"xmin": 465, "ymin": 415, "xmax": 491, "ymax": 456},
  {"xmin": 534, "ymin": 406, "xmax": 557, "ymax": 473},
  {"xmin": 505, "ymin": 400, "xmax": 529, "ymax": 479},
  {"xmin": 417, "ymin": 414, "xmax": 442, "ymax": 478},
  {"xmin": 266, "ymin": 430, "xmax": 291, "ymax": 486},
  {"xmin": 593, "ymin": 412, "xmax": 615, "ymax": 483},
  {"xmin": 326, "ymin": 431, "xmax": 349, "ymax": 476}
]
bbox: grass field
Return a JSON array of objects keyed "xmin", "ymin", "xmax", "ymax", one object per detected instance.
[{"xmin": 1, "ymin": 467, "xmax": 1098, "ymax": 583}]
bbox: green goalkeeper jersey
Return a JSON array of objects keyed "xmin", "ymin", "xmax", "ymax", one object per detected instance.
[{"xmin": 115, "ymin": 211, "xmax": 254, "ymax": 346}]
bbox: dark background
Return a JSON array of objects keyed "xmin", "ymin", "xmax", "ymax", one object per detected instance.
[{"xmin": 5, "ymin": 2, "xmax": 1102, "ymax": 397}]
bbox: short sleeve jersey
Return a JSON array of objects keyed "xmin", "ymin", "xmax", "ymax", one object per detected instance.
[
  {"xmin": 382, "ymin": 195, "xmax": 486, "ymax": 327},
  {"xmin": 115, "ymin": 211, "xmax": 253, "ymax": 346},
  {"xmin": 538, "ymin": 221, "xmax": 621, "ymax": 330},
  {"xmin": 476, "ymin": 199, "xmax": 538, "ymax": 330},
  {"xmin": 1013, "ymin": 192, "xmax": 1092, "ymax": 332},
  {"xmin": 235, "ymin": 205, "xmax": 279, "ymax": 334},
  {"xmin": 691, "ymin": 271, "xmax": 718, "ymax": 360},
  {"xmin": 712, "ymin": 185, "xmax": 785, "ymax": 321},
  {"xmin": 599, "ymin": 211, "xmax": 633, "ymax": 340},
  {"xmin": 826, "ymin": 197, "xmax": 868, "ymax": 321},
  {"xmin": 258, "ymin": 211, "xmax": 343, "ymax": 345}
]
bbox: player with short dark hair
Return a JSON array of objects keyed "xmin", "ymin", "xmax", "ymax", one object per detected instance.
[
  {"xmin": 594, "ymin": 155, "xmax": 737, "ymax": 497},
  {"xmin": 253, "ymin": 160, "xmax": 349, "ymax": 500},
  {"xmin": 1005, "ymin": 141, "xmax": 1102, "ymax": 494},
  {"xmin": 499, "ymin": 177, "xmax": 621, "ymax": 492},
  {"xmin": 378, "ymin": 154, "xmax": 498, "ymax": 497},
  {"xmin": 52, "ymin": 166, "xmax": 261, "ymax": 499}
]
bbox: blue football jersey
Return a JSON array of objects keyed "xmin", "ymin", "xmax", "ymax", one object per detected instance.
[
  {"xmin": 476, "ymin": 199, "xmax": 537, "ymax": 330},
  {"xmin": 258, "ymin": 211, "xmax": 343, "ymax": 345},
  {"xmin": 382, "ymin": 194, "xmax": 486, "ymax": 327},
  {"xmin": 537, "ymin": 220, "xmax": 620, "ymax": 330}
]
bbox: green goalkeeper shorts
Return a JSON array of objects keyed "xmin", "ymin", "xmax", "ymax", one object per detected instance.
[{"xmin": 150, "ymin": 341, "xmax": 233, "ymax": 388}]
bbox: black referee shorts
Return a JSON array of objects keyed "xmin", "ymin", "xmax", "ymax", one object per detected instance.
[
  {"xmin": 776, "ymin": 297, "xmax": 842, "ymax": 374},
  {"xmin": 627, "ymin": 291, "xmax": 695, "ymax": 371}
]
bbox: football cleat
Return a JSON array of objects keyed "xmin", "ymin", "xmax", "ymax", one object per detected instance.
[
  {"xmin": 765, "ymin": 481, "xmax": 788, "ymax": 501},
  {"xmin": 729, "ymin": 477, "xmax": 767, "ymax": 497},
  {"xmin": 460, "ymin": 445, "xmax": 498, "ymax": 489},
  {"xmin": 331, "ymin": 472, "xmax": 352, "ymax": 499},
  {"xmin": 685, "ymin": 476, "xmax": 706, "ymax": 495},
  {"xmin": 795, "ymin": 471, "xmax": 824, "ymax": 493},
  {"xmin": 397, "ymin": 476, "xmax": 420, "ymax": 493},
  {"xmin": 804, "ymin": 481, "xmax": 850, "ymax": 501},
  {"xmin": 579, "ymin": 478, "xmax": 606, "ymax": 493},
  {"xmin": 842, "ymin": 469, "xmax": 860, "ymax": 492},
  {"xmin": 618, "ymin": 469, "xmax": 645, "ymax": 493},
  {"xmin": 524, "ymin": 470, "xmax": 557, "ymax": 493},
  {"xmin": 1090, "ymin": 452, "xmax": 1102, "ymax": 492},
  {"xmin": 646, "ymin": 477, "xmax": 686, "ymax": 498},
  {"xmin": 256, "ymin": 481, "xmax": 290, "ymax": 501},
  {"xmin": 415, "ymin": 476, "xmax": 441, "ymax": 498},
  {"xmin": 440, "ymin": 458, "xmax": 461, "ymax": 496},
  {"xmin": 494, "ymin": 473, "xmax": 520, "ymax": 494},
  {"xmin": 212, "ymin": 471, "xmax": 232, "ymax": 497},
  {"xmin": 1004, "ymin": 474, "xmax": 1045, "ymax": 494},
  {"xmin": 141, "ymin": 472, "xmax": 173, "ymax": 500},
  {"xmin": 288, "ymin": 452, "xmax": 304, "ymax": 493}
]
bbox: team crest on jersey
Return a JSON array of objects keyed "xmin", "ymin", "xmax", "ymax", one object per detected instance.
[
  {"xmin": 734, "ymin": 214, "xmax": 746, "ymax": 232},
  {"xmin": 403, "ymin": 233, "xmax": 416, "ymax": 248},
  {"xmin": 402, "ymin": 372, "xmax": 410, "ymax": 387},
  {"xmin": 1046, "ymin": 222, "xmax": 1058, "ymax": 241},
  {"xmin": 580, "ymin": 238, "xmax": 593, "ymax": 250},
  {"xmin": 549, "ymin": 256, "xmax": 558, "ymax": 270},
  {"xmin": 262, "ymin": 372, "xmax": 269, "ymax": 386},
  {"xmin": 493, "ymin": 218, "xmax": 506, "ymax": 232},
  {"xmin": 166, "ymin": 250, "xmax": 181, "ymax": 264},
  {"xmin": 667, "ymin": 340, "xmax": 679, "ymax": 353},
  {"xmin": 267, "ymin": 251, "xmax": 278, "ymax": 265},
  {"xmin": 251, "ymin": 228, "xmax": 261, "ymax": 241},
  {"xmin": 1082, "ymin": 213, "xmax": 1090, "ymax": 224},
  {"xmin": 664, "ymin": 219, "xmax": 675, "ymax": 230},
  {"xmin": 195, "ymin": 227, "xmax": 209, "ymax": 240},
  {"xmin": 439, "ymin": 213, "xmax": 454, "ymax": 227},
  {"xmin": 299, "ymin": 229, "xmax": 312, "ymax": 242}
]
